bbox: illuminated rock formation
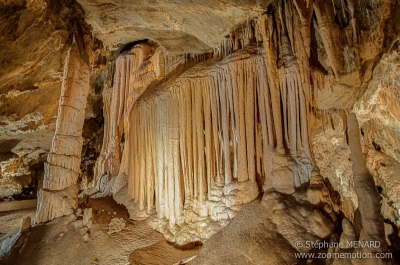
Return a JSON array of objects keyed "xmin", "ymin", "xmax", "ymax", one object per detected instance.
[
  {"xmin": 104, "ymin": 4, "xmax": 321, "ymax": 240},
  {"xmin": 35, "ymin": 38, "xmax": 92, "ymax": 223},
  {"xmin": 94, "ymin": 42, "xmax": 161, "ymax": 181},
  {"xmin": 348, "ymin": 113, "xmax": 387, "ymax": 251},
  {"xmin": 81, "ymin": 0, "xmax": 398, "ymax": 246},
  {"xmin": 0, "ymin": 0, "xmax": 399, "ymax": 263}
]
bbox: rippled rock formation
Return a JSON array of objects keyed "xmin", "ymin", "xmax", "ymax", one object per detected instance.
[{"xmin": 0, "ymin": 0, "xmax": 399, "ymax": 263}]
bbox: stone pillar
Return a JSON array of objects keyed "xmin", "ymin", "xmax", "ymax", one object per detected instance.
[
  {"xmin": 35, "ymin": 41, "xmax": 90, "ymax": 223},
  {"xmin": 348, "ymin": 113, "xmax": 388, "ymax": 253}
]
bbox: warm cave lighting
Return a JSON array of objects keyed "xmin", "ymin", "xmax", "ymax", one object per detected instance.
[{"xmin": 0, "ymin": 0, "xmax": 398, "ymax": 264}]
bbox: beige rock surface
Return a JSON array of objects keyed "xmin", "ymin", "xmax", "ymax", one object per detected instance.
[
  {"xmin": 0, "ymin": 207, "xmax": 36, "ymax": 236},
  {"xmin": 0, "ymin": 197, "xmax": 201, "ymax": 265},
  {"xmin": 0, "ymin": 0, "xmax": 400, "ymax": 263},
  {"xmin": 78, "ymin": 0, "xmax": 400, "ymax": 251},
  {"xmin": 354, "ymin": 50, "xmax": 400, "ymax": 226},
  {"xmin": 0, "ymin": 0, "xmax": 67, "ymax": 197},
  {"xmin": 311, "ymin": 110, "xmax": 358, "ymax": 221},
  {"xmin": 77, "ymin": 0, "xmax": 266, "ymax": 53},
  {"xmin": 192, "ymin": 190, "xmax": 335, "ymax": 265},
  {"xmin": 35, "ymin": 38, "xmax": 92, "ymax": 223}
]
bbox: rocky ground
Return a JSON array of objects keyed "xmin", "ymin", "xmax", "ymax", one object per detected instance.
[{"xmin": 0, "ymin": 197, "xmax": 201, "ymax": 265}]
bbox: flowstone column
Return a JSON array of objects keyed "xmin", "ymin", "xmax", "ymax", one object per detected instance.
[
  {"xmin": 348, "ymin": 113, "xmax": 388, "ymax": 253},
  {"xmin": 35, "ymin": 41, "xmax": 90, "ymax": 223}
]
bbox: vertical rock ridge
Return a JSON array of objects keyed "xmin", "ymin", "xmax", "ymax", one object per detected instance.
[
  {"xmin": 122, "ymin": 41, "xmax": 314, "ymax": 243},
  {"xmin": 35, "ymin": 38, "xmax": 91, "ymax": 223}
]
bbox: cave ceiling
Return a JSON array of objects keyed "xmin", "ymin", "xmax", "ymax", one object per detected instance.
[{"xmin": 77, "ymin": 0, "xmax": 267, "ymax": 53}]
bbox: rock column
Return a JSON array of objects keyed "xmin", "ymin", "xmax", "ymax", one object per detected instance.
[
  {"xmin": 348, "ymin": 113, "xmax": 388, "ymax": 253},
  {"xmin": 35, "ymin": 40, "xmax": 90, "ymax": 223}
]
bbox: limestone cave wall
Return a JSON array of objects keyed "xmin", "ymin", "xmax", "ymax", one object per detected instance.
[{"xmin": 0, "ymin": 0, "xmax": 399, "ymax": 261}]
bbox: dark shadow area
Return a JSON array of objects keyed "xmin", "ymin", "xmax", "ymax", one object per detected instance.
[
  {"xmin": 0, "ymin": 139, "xmax": 20, "ymax": 161},
  {"xmin": 385, "ymin": 218, "xmax": 400, "ymax": 264},
  {"xmin": 120, "ymin": 39, "xmax": 149, "ymax": 54}
]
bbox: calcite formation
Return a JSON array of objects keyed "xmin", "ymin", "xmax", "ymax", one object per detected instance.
[
  {"xmin": 0, "ymin": 0, "xmax": 400, "ymax": 263},
  {"xmin": 94, "ymin": 42, "xmax": 161, "ymax": 183},
  {"xmin": 94, "ymin": 4, "xmax": 329, "ymax": 240},
  {"xmin": 325, "ymin": 114, "xmax": 392, "ymax": 265},
  {"xmin": 32, "ymin": 0, "xmax": 400, "ymax": 247},
  {"xmin": 76, "ymin": 0, "xmax": 265, "ymax": 53},
  {"xmin": 348, "ymin": 113, "xmax": 387, "ymax": 251},
  {"xmin": 0, "ymin": 0, "xmax": 67, "ymax": 198},
  {"xmin": 354, "ymin": 50, "xmax": 400, "ymax": 227},
  {"xmin": 35, "ymin": 37, "xmax": 93, "ymax": 223},
  {"xmin": 0, "ymin": 0, "xmax": 105, "ymax": 200}
]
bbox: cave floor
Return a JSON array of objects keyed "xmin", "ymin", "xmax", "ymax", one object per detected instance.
[{"xmin": 0, "ymin": 197, "xmax": 201, "ymax": 265}]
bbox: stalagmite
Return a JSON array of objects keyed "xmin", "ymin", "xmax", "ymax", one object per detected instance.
[
  {"xmin": 347, "ymin": 113, "xmax": 388, "ymax": 253},
  {"xmin": 3, "ymin": 0, "xmax": 400, "ymax": 262},
  {"xmin": 35, "ymin": 39, "xmax": 91, "ymax": 223}
]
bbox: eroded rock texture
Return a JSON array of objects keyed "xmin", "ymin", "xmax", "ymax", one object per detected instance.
[
  {"xmin": 0, "ymin": 0, "xmax": 66, "ymax": 198},
  {"xmin": 35, "ymin": 40, "xmax": 91, "ymax": 223},
  {"xmin": 192, "ymin": 190, "xmax": 335, "ymax": 265},
  {"xmin": 0, "ymin": 0, "xmax": 105, "ymax": 200},
  {"xmin": 77, "ymin": 0, "xmax": 266, "ymax": 53},
  {"xmin": 92, "ymin": 6, "xmax": 325, "ymax": 241},
  {"xmin": 1, "ymin": 0, "xmax": 400, "ymax": 263},
  {"xmin": 72, "ymin": 0, "xmax": 400, "ymax": 248},
  {"xmin": 32, "ymin": 1, "xmax": 103, "ymax": 222}
]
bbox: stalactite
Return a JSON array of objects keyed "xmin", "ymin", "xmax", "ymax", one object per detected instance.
[
  {"xmin": 209, "ymin": 77, "xmax": 221, "ymax": 185},
  {"xmin": 94, "ymin": 52, "xmax": 134, "ymax": 182},
  {"xmin": 313, "ymin": 0, "xmax": 345, "ymax": 78},
  {"xmin": 78, "ymin": 0, "xmax": 387, "ymax": 246},
  {"xmin": 185, "ymin": 83, "xmax": 194, "ymax": 198},
  {"xmin": 293, "ymin": 0, "xmax": 313, "ymax": 58},
  {"xmin": 121, "ymin": 3, "xmax": 323, "ymax": 236},
  {"xmin": 123, "ymin": 48, "xmax": 271, "ymax": 239},
  {"xmin": 191, "ymin": 81, "xmax": 199, "ymax": 198},
  {"xmin": 260, "ymin": 13, "xmax": 285, "ymax": 153},
  {"xmin": 194, "ymin": 79, "xmax": 206, "ymax": 202},
  {"xmin": 311, "ymin": 68, "xmax": 325, "ymax": 102},
  {"xmin": 245, "ymin": 61, "xmax": 256, "ymax": 181},
  {"xmin": 93, "ymin": 43, "xmax": 169, "ymax": 193},
  {"xmin": 218, "ymin": 71, "xmax": 233, "ymax": 184},
  {"xmin": 178, "ymin": 85, "xmax": 189, "ymax": 200},
  {"xmin": 156, "ymin": 97, "xmax": 165, "ymax": 219},
  {"xmin": 224, "ymin": 67, "xmax": 237, "ymax": 180},
  {"xmin": 236, "ymin": 61, "xmax": 249, "ymax": 182},
  {"xmin": 203, "ymin": 79, "xmax": 213, "ymax": 200},
  {"xmin": 104, "ymin": 0, "xmax": 358, "ymax": 240}
]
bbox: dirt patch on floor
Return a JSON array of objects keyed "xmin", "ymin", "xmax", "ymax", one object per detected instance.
[{"xmin": 0, "ymin": 196, "xmax": 201, "ymax": 265}]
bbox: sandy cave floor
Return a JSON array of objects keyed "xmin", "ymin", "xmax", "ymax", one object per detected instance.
[{"xmin": 0, "ymin": 197, "xmax": 201, "ymax": 265}]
